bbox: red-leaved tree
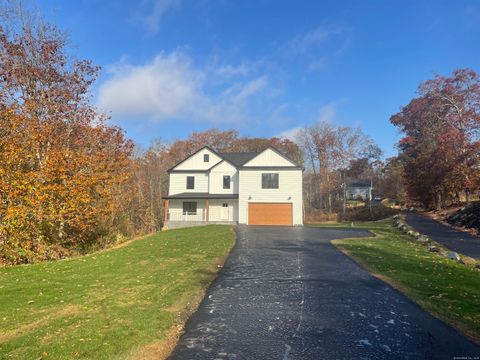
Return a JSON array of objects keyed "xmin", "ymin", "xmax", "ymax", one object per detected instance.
[{"xmin": 390, "ymin": 69, "xmax": 480, "ymax": 208}]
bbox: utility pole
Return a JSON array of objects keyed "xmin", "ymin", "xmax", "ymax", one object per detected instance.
[
  {"xmin": 342, "ymin": 170, "xmax": 346, "ymax": 215},
  {"xmin": 369, "ymin": 179, "xmax": 372, "ymax": 214}
]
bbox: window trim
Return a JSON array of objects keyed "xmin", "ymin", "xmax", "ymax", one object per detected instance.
[
  {"xmin": 186, "ymin": 176, "xmax": 195, "ymax": 190},
  {"xmin": 182, "ymin": 201, "xmax": 197, "ymax": 215},
  {"xmin": 261, "ymin": 173, "xmax": 279, "ymax": 189},
  {"xmin": 223, "ymin": 175, "xmax": 231, "ymax": 189},
  {"xmin": 203, "ymin": 154, "xmax": 209, "ymax": 162}
]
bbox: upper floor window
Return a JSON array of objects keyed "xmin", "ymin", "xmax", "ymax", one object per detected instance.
[
  {"xmin": 262, "ymin": 173, "xmax": 279, "ymax": 189},
  {"xmin": 204, "ymin": 154, "xmax": 209, "ymax": 162},
  {"xmin": 186, "ymin": 176, "xmax": 195, "ymax": 189},
  {"xmin": 223, "ymin": 175, "xmax": 231, "ymax": 189}
]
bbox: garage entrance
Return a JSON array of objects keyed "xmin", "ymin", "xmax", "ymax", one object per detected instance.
[{"xmin": 248, "ymin": 202, "xmax": 293, "ymax": 226}]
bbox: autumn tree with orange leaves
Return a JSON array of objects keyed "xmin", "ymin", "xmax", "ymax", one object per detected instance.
[{"xmin": 0, "ymin": 6, "xmax": 134, "ymax": 264}]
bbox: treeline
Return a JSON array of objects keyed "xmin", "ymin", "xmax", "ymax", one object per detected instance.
[
  {"xmin": 391, "ymin": 69, "xmax": 480, "ymax": 209},
  {"xmin": 0, "ymin": 10, "xmax": 304, "ymax": 265},
  {"xmin": 295, "ymin": 122, "xmax": 405, "ymax": 215}
]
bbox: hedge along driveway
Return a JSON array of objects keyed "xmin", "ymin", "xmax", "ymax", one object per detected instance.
[{"xmin": 0, "ymin": 225, "xmax": 235, "ymax": 360}]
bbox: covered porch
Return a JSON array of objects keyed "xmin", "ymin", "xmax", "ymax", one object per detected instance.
[{"xmin": 162, "ymin": 193, "xmax": 239, "ymax": 229}]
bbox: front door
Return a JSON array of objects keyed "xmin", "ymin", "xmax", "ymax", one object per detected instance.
[{"xmin": 221, "ymin": 203, "xmax": 229, "ymax": 220}]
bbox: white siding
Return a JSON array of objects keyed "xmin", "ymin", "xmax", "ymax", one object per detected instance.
[
  {"xmin": 209, "ymin": 161, "xmax": 239, "ymax": 194},
  {"xmin": 174, "ymin": 148, "xmax": 222, "ymax": 170},
  {"xmin": 346, "ymin": 187, "xmax": 371, "ymax": 200},
  {"xmin": 168, "ymin": 199, "xmax": 238, "ymax": 223},
  {"xmin": 243, "ymin": 148, "xmax": 296, "ymax": 167},
  {"xmin": 238, "ymin": 169, "xmax": 303, "ymax": 225},
  {"xmin": 168, "ymin": 199, "xmax": 207, "ymax": 222},
  {"xmin": 169, "ymin": 173, "xmax": 209, "ymax": 195},
  {"xmin": 208, "ymin": 199, "xmax": 238, "ymax": 222}
]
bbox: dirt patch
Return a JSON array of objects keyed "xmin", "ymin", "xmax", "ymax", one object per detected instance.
[{"xmin": 0, "ymin": 305, "xmax": 81, "ymax": 344}]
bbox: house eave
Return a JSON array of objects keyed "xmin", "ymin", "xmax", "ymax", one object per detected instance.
[
  {"xmin": 239, "ymin": 166, "xmax": 304, "ymax": 171},
  {"xmin": 162, "ymin": 193, "xmax": 239, "ymax": 200}
]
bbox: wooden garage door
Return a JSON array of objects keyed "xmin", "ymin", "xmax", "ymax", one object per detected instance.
[{"xmin": 248, "ymin": 203, "xmax": 292, "ymax": 226}]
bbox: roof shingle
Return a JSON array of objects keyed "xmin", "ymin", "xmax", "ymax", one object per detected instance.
[{"xmin": 218, "ymin": 152, "xmax": 258, "ymax": 166}]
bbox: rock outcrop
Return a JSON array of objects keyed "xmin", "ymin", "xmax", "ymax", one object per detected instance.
[{"xmin": 447, "ymin": 202, "xmax": 480, "ymax": 234}]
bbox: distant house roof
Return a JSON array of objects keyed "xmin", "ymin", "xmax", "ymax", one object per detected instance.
[
  {"xmin": 346, "ymin": 179, "xmax": 372, "ymax": 188},
  {"xmin": 218, "ymin": 152, "xmax": 258, "ymax": 167}
]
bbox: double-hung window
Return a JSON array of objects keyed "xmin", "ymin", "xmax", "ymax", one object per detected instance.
[
  {"xmin": 223, "ymin": 175, "xmax": 231, "ymax": 189},
  {"xmin": 186, "ymin": 176, "xmax": 195, "ymax": 190},
  {"xmin": 261, "ymin": 173, "xmax": 279, "ymax": 189}
]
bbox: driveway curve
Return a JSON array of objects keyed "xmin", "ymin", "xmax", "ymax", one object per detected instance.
[
  {"xmin": 169, "ymin": 226, "xmax": 480, "ymax": 359},
  {"xmin": 406, "ymin": 213, "xmax": 480, "ymax": 258}
]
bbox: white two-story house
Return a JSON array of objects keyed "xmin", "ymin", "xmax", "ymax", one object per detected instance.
[{"xmin": 162, "ymin": 146, "xmax": 303, "ymax": 227}]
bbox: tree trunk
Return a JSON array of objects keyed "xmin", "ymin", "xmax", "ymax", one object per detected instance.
[
  {"xmin": 455, "ymin": 191, "xmax": 460, "ymax": 204},
  {"xmin": 465, "ymin": 189, "xmax": 470, "ymax": 204},
  {"xmin": 436, "ymin": 191, "xmax": 442, "ymax": 211},
  {"xmin": 328, "ymin": 192, "xmax": 332, "ymax": 213}
]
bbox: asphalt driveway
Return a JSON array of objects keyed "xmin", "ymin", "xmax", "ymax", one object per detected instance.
[
  {"xmin": 169, "ymin": 226, "xmax": 480, "ymax": 359},
  {"xmin": 406, "ymin": 213, "xmax": 480, "ymax": 258}
]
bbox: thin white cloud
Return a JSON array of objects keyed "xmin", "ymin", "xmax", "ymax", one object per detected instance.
[
  {"xmin": 277, "ymin": 102, "xmax": 339, "ymax": 140},
  {"xmin": 277, "ymin": 126, "xmax": 303, "ymax": 141},
  {"xmin": 317, "ymin": 101, "xmax": 337, "ymax": 122},
  {"xmin": 283, "ymin": 26, "xmax": 347, "ymax": 55},
  {"xmin": 284, "ymin": 26, "xmax": 343, "ymax": 55},
  {"xmin": 282, "ymin": 25, "xmax": 351, "ymax": 72},
  {"xmin": 97, "ymin": 51, "xmax": 274, "ymax": 125},
  {"xmin": 214, "ymin": 63, "xmax": 251, "ymax": 78},
  {"xmin": 136, "ymin": 0, "xmax": 180, "ymax": 33}
]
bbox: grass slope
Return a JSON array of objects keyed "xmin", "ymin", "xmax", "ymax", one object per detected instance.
[
  {"xmin": 0, "ymin": 225, "xmax": 235, "ymax": 360},
  {"xmin": 312, "ymin": 219, "xmax": 480, "ymax": 343}
]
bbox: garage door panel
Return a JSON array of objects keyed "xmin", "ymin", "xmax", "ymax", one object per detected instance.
[{"xmin": 248, "ymin": 203, "xmax": 292, "ymax": 226}]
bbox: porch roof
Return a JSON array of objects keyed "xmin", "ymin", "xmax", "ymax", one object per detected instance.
[{"xmin": 163, "ymin": 193, "xmax": 239, "ymax": 200}]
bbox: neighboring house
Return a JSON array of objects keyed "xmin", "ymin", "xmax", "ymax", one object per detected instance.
[
  {"xmin": 345, "ymin": 179, "xmax": 373, "ymax": 201},
  {"xmin": 162, "ymin": 146, "xmax": 303, "ymax": 228}
]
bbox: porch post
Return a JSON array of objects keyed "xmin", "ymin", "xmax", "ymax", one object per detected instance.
[
  {"xmin": 163, "ymin": 199, "xmax": 169, "ymax": 223},
  {"xmin": 205, "ymin": 199, "xmax": 209, "ymax": 223}
]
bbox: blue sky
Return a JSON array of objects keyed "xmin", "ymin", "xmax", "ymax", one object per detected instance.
[{"xmin": 38, "ymin": 0, "xmax": 480, "ymax": 157}]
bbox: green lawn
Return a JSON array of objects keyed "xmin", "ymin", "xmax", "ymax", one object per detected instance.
[
  {"xmin": 312, "ymin": 219, "xmax": 480, "ymax": 343},
  {"xmin": 0, "ymin": 225, "xmax": 235, "ymax": 360}
]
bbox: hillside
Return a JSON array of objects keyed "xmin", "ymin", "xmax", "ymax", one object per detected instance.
[
  {"xmin": 447, "ymin": 202, "xmax": 480, "ymax": 235},
  {"xmin": 0, "ymin": 225, "xmax": 235, "ymax": 360}
]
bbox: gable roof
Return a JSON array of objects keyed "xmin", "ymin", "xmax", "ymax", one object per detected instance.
[
  {"xmin": 346, "ymin": 179, "xmax": 372, "ymax": 188},
  {"xmin": 208, "ymin": 159, "xmax": 238, "ymax": 171},
  {"xmin": 242, "ymin": 146, "xmax": 302, "ymax": 168},
  {"xmin": 167, "ymin": 146, "xmax": 222, "ymax": 173},
  {"xmin": 218, "ymin": 152, "xmax": 258, "ymax": 167},
  {"xmin": 168, "ymin": 145, "xmax": 301, "ymax": 172}
]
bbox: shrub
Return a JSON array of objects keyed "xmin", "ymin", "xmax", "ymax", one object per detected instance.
[{"xmin": 339, "ymin": 205, "xmax": 398, "ymax": 222}]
